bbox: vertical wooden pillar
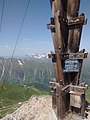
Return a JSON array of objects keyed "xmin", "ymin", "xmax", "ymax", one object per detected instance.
[
  {"xmin": 52, "ymin": 89, "xmax": 57, "ymax": 114},
  {"xmin": 81, "ymin": 94, "xmax": 85, "ymax": 118},
  {"xmin": 56, "ymin": 85, "xmax": 65, "ymax": 120},
  {"xmin": 49, "ymin": 0, "xmax": 87, "ymax": 119},
  {"xmin": 56, "ymin": 85, "xmax": 62, "ymax": 120}
]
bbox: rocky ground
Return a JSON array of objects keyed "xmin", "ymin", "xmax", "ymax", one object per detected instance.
[
  {"xmin": 0, "ymin": 95, "xmax": 90, "ymax": 120},
  {"xmin": 0, "ymin": 96, "xmax": 57, "ymax": 120}
]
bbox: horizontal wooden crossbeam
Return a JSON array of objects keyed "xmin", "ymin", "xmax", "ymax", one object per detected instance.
[
  {"xmin": 48, "ymin": 52, "xmax": 88, "ymax": 61},
  {"xmin": 59, "ymin": 15, "xmax": 87, "ymax": 26}
]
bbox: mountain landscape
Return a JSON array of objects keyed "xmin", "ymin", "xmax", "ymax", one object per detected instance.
[
  {"xmin": 0, "ymin": 54, "xmax": 52, "ymax": 86},
  {"xmin": 0, "ymin": 53, "xmax": 90, "ymax": 118},
  {"xmin": 0, "ymin": 53, "xmax": 90, "ymax": 86}
]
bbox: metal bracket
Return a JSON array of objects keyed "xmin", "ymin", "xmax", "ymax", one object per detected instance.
[
  {"xmin": 48, "ymin": 52, "xmax": 88, "ymax": 61},
  {"xmin": 49, "ymin": 81, "xmax": 59, "ymax": 89},
  {"xmin": 68, "ymin": 16, "xmax": 87, "ymax": 26},
  {"xmin": 59, "ymin": 15, "xmax": 87, "ymax": 25},
  {"xmin": 60, "ymin": 52, "xmax": 88, "ymax": 60},
  {"xmin": 47, "ymin": 17, "xmax": 55, "ymax": 32}
]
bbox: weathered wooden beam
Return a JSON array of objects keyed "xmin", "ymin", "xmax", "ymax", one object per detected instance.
[
  {"xmin": 70, "ymin": 91, "xmax": 86, "ymax": 117},
  {"xmin": 51, "ymin": 89, "xmax": 57, "ymax": 113},
  {"xmin": 49, "ymin": 0, "xmax": 88, "ymax": 119},
  {"xmin": 49, "ymin": 0, "xmax": 64, "ymax": 85},
  {"xmin": 56, "ymin": 85, "xmax": 63, "ymax": 119},
  {"xmin": 70, "ymin": 91, "xmax": 82, "ymax": 109},
  {"xmin": 67, "ymin": 0, "xmax": 80, "ymax": 18},
  {"xmin": 49, "ymin": 0, "xmax": 55, "ymax": 8},
  {"xmin": 68, "ymin": 16, "xmax": 87, "ymax": 26},
  {"xmin": 58, "ymin": 15, "xmax": 87, "ymax": 26},
  {"xmin": 81, "ymin": 94, "xmax": 85, "ymax": 118},
  {"xmin": 60, "ymin": 52, "xmax": 88, "ymax": 60},
  {"xmin": 61, "ymin": 85, "xmax": 70, "ymax": 94},
  {"xmin": 70, "ymin": 85, "xmax": 87, "ymax": 93},
  {"xmin": 49, "ymin": 81, "xmax": 58, "ymax": 89},
  {"xmin": 48, "ymin": 52, "xmax": 88, "ymax": 60},
  {"xmin": 68, "ymin": 53, "xmax": 88, "ymax": 59}
]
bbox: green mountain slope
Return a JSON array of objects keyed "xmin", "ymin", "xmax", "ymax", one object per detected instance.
[
  {"xmin": 0, "ymin": 83, "xmax": 50, "ymax": 117},
  {"xmin": 0, "ymin": 55, "xmax": 90, "ymax": 86}
]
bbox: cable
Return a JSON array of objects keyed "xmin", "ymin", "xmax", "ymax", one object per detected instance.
[
  {"xmin": 1, "ymin": 0, "xmax": 31, "ymax": 88},
  {"xmin": 11, "ymin": 0, "xmax": 31, "ymax": 58},
  {"xmin": 9, "ymin": 0, "xmax": 31, "ymax": 82},
  {"xmin": 0, "ymin": 0, "xmax": 5, "ymax": 32}
]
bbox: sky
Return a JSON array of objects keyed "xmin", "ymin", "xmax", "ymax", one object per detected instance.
[{"xmin": 0, "ymin": 0, "xmax": 90, "ymax": 57}]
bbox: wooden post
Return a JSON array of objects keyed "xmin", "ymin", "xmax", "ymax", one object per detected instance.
[
  {"xmin": 56, "ymin": 85, "xmax": 62, "ymax": 120},
  {"xmin": 49, "ymin": 0, "xmax": 88, "ymax": 119},
  {"xmin": 81, "ymin": 94, "xmax": 85, "ymax": 118},
  {"xmin": 52, "ymin": 89, "xmax": 57, "ymax": 114},
  {"xmin": 56, "ymin": 85, "xmax": 66, "ymax": 120}
]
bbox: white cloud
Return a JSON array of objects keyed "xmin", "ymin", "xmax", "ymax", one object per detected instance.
[
  {"xmin": 22, "ymin": 38, "xmax": 31, "ymax": 42},
  {"xmin": 20, "ymin": 47, "xmax": 24, "ymax": 50},
  {"xmin": 4, "ymin": 45, "xmax": 9, "ymax": 48}
]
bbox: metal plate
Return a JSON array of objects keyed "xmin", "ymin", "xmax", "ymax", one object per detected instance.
[
  {"xmin": 70, "ymin": 94, "xmax": 81, "ymax": 108},
  {"xmin": 63, "ymin": 59, "xmax": 80, "ymax": 72}
]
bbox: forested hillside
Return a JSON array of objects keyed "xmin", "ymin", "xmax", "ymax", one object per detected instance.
[
  {"xmin": 0, "ymin": 54, "xmax": 90, "ymax": 117},
  {"xmin": 0, "ymin": 57, "xmax": 54, "ymax": 87},
  {"xmin": 81, "ymin": 54, "xmax": 90, "ymax": 85},
  {"xmin": 0, "ymin": 54, "xmax": 90, "ymax": 87}
]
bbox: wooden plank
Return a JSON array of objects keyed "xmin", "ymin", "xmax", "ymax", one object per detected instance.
[
  {"xmin": 61, "ymin": 85, "xmax": 70, "ymax": 94},
  {"xmin": 81, "ymin": 94, "xmax": 85, "ymax": 118},
  {"xmin": 70, "ymin": 85, "xmax": 86, "ymax": 93},
  {"xmin": 68, "ymin": 16, "xmax": 86, "ymax": 26},
  {"xmin": 49, "ymin": 0, "xmax": 87, "ymax": 119},
  {"xmin": 59, "ymin": 0, "xmax": 80, "ymax": 18},
  {"xmin": 70, "ymin": 94, "xmax": 81, "ymax": 108},
  {"xmin": 66, "ymin": 1, "xmax": 83, "ymax": 53},
  {"xmin": 50, "ymin": 0, "xmax": 64, "ymax": 85},
  {"xmin": 68, "ymin": 53, "xmax": 87, "ymax": 59},
  {"xmin": 56, "ymin": 85, "xmax": 63, "ymax": 120},
  {"xmin": 67, "ymin": 0, "xmax": 80, "ymax": 18},
  {"xmin": 52, "ymin": 90, "xmax": 56, "ymax": 106},
  {"xmin": 48, "ymin": 52, "xmax": 88, "ymax": 60},
  {"xmin": 51, "ymin": 89, "xmax": 57, "ymax": 115},
  {"xmin": 59, "ymin": 16, "xmax": 86, "ymax": 26}
]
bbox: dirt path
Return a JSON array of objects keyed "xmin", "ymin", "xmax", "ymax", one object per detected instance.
[
  {"xmin": 1, "ymin": 96, "xmax": 57, "ymax": 120},
  {"xmin": 1, "ymin": 95, "xmax": 90, "ymax": 120}
]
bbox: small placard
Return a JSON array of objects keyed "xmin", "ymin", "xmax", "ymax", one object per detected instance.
[
  {"xmin": 70, "ymin": 94, "xmax": 81, "ymax": 108},
  {"xmin": 63, "ymin": 59, "xmax": 80, "ymax": 72}
]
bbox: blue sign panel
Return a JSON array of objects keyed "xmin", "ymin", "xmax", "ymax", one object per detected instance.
[{"xmin": 63, "ymin": 59, "xmax": 80, "ymax": 72}]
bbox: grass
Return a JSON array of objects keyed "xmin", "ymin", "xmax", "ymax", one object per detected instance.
[
  {"xmin": 1, "ymin": 83, "xmax": 89, "ymax": 118},
  {"xmin": 0, "ymin": 83, "xmax": 50, "ymax": 117},
  {"xmin": 86, "ymin": 86, "xmax": 90, "ymax": 102}
]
